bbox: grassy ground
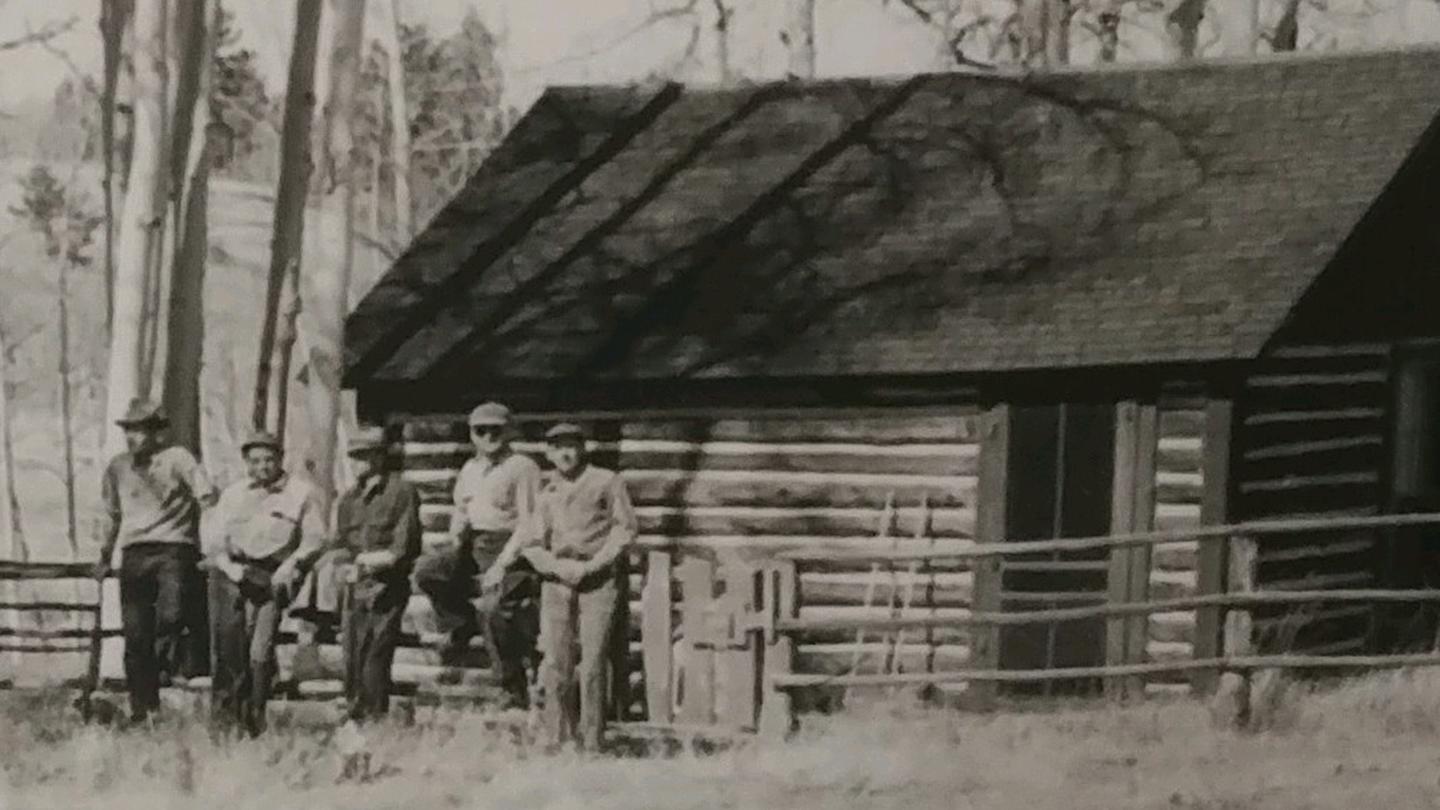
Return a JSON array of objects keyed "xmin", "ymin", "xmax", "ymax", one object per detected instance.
[{"xmin": 7, "ymin": 670, "xmax": 1440, "ymax": 809}]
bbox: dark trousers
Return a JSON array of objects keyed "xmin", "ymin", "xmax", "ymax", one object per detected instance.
[
  {"xmin": 414, "ymin": 531, "xmax": 540, "ymax": 706},
  {"xmin": 539, "ymin": 567, "xmax": 622, "ymax": 751},
  {"xmin": 210, "ymin": 566, "xmax": 284, "ymax": 736},
  {"xmin": 342, "ymin": 581, "xmax": 408, "ymax": 723},
  {"xmin": 119, "ymin": 543, "xmax": 196, "ymax": 718}
]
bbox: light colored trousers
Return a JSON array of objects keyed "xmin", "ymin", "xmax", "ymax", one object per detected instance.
[{"xmin": 538, "ymin": 569, "xmax": 621, "ymax": 751}]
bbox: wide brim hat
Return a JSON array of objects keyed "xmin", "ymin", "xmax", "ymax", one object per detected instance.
[{"xmin": 115, "ymin": 398, "xmax": 169, "ymax": 428}]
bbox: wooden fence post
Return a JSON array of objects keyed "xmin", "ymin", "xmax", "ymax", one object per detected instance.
[
  {"xmin": 759, "ymin": 560, "xmax": 798, "ymax": 740},
  {"xmin": 641, "ymin": 550, "xmax": 674, "ymax": 723},
  {"xmin": 1211, "ymin": 534, "xmax": 1257, "ymax": 728}
]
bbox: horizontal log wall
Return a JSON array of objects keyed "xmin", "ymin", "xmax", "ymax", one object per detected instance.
[
  {"xmin": 395, "ymin": 411, "xmax": 982, "ymax": 715},
  {"xmin": 1234, "ymin": 343, "xmax": 1392, "ymax": 656}
]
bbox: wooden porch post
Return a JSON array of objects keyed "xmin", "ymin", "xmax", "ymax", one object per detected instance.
[
  {"xmin": 1194, "ymin": 393, "xmax": 1237, "ymax": 693},
  {"xmin": 759, "ymin": 560, "xmax": 798, "ymax": 740},
  {"xmin": 1106, "ymin": 400, "xmax": 1159, "ymax": 700},
  {"xmin": 968, "ymin": 404, "xmax": 1009, "ymax": 708}
]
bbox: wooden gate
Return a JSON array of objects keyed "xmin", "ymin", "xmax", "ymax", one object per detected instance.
[{"xmin": 640, "ymin": 549, "xmax": 784, "ymax": 731}]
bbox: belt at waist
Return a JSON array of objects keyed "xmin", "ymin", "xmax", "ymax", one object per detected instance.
[{"xmin": 232, "ymin": 553, "xmax": 282, "ymax": 571}]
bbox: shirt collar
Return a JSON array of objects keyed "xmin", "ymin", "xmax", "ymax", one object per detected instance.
[
  {"xmin": 248, "ymin": 473, "xmax": 288, "ymax": 494},
  {"xmin": 360, "ymin": 471, "xmax": 389, "ymax": 499}
]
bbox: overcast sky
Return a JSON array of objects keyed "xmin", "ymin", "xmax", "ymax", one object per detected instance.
[{"xmin": 0, "ymin": 0, "xmax": 1437, "ymax": 115}]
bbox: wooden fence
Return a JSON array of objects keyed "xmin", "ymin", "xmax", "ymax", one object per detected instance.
[
  {"xmin": 7, "ymin": 512, "xmax": 1440, "ymax": 739},
  {"xmin": 737, "ymin": 511, "xmax": 1440, "ymax": 736}
]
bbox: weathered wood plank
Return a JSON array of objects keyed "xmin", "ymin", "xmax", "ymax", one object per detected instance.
[
  {"xmin": 1193, "ymin": 397, "xmax": 1230, "ymax": 694},
  {"xmin": 641, "ymin": 551, "xmax": 674, "ymax": 723},
  {"xmin": 715, "ymin": 562, "xmax": 758, "ymax": 730},
  {"xmin": 620, "ymin": 415, "xmax": 982, "ymax": 445},
  {"xmin": 968, "ymin": 405, "xmax": 1007, "ymax": 707},
  {"xmin": 795, "ymin": 643, "xmax": 969, "ymax": 676},
  {"xmin": 617, "ymin": 446, "xmax": 979, "ymax": 477},
  {"xmin": 799, "ymin": 571, "xmax": 972, "ymax": 608},
  {"xmin": 624, "ymin": 469, "xmax": 977, "ymax": 510},
  {"xmin": 759, "ymin": 561, "xmax": 798, "ymax": 740},
  {"xmin": 677, "ymin": 556, "xmax": 716, "ymax": 725},
  {"xmin": 635, "ymin": 506, "xmax": 975, "ymax": 539}
]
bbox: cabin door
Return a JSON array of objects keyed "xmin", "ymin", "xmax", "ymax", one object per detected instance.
[
  {"xmin": 1380, "ymin": 350, "xmax": 1440, "ymax": 650},
  {"xmin": 999, "ymin": 403, "xmax": 1115, "ymax": 694}
]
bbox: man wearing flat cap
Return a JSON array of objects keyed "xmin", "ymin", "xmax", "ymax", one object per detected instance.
[
  {"xmin": 519, "ymin": 422, "xmax": 637, "ymax": 752},
  {"xmin": 96, "ymin": 398, "xmax": 220, "ymax": 723},
  {"xmin": 206, "ymin": 430, "xmax": 326, "ymax": 736},
  {"xmin": 414, "ymin": 401, "xmax": 542, "ymax": 708},
  {"xmin": 331, "ymin": 425, "xmax": 422, "ymax": 722}
]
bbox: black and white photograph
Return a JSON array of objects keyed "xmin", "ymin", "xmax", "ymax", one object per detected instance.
[{"xmin": 4, "ymin": 0, "xmax": 1440, "ymax": 807}]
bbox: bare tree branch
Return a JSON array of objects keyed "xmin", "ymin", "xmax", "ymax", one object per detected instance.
[{"xmin": 0, "ymin": 16, "xmax": 77, "ymax": 52}]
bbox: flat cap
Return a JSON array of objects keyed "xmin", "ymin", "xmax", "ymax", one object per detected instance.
[
  {"xmin": 240, "ymin": 430, "xmax": 282, "ymax": 454},
  {"xmin": 346, "ymin": 425, "xmax": 389, "ymax": 456},
  {"xmin": 115, "ymin": 398, "xmax": 169, "ymax": 428},
  {"xmin": 468, "ymin": 401, "xmax": 513, "ymax": 427},
  {"xmin": 544, "ymin": 422, "xmax": 586, "ymax": 442}
]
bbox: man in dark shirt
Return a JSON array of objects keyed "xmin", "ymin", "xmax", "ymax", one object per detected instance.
[
  {"xmin": 96, "ymin": 399, "xmax": 220, "ymax": 723},
  {"xmin": 520, "ymin": 423, "xmax": 637, "ymax": 752},
  {"xmin": 331, "ymin": 426, "xmax": 422, "ymax": 722}
]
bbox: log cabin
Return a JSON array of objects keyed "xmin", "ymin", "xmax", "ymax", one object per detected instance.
[{"xmin": 341, "ymin": 46, "xmax": 1440, "ymax": 717}]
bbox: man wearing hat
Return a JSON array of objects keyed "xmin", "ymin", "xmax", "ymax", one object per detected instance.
[
  {"xmin": 331, "ymin": 425, "xmax": 422, "ymax": 722},
  {"xmin": 414, "ymin": 401, "xmax": 542, "ymax": 708},
  {"xmin": 206, "ymin": 430, "xmax": 326, "ymax": 736},
  {"xmin": 96, "ymin": 398, "xmax": 220, "ymax": 722},
  {"xmin": 519, "ymin": 422, "xmax": 637, "ymax": 752}
]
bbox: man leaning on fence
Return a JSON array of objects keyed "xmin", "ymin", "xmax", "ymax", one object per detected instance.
[
  {"xmin": 414, "ymin": 401, "xmax": 542, "ymax": 708},
  {"xmin": 95, "ymin": 399, "xmax": 220, "ymax": 724},
  {"xmin": 520, "ymin": 422, "xmax": 637, "ymax": 753},
  {"xmin": 329, "ymin": 426, "xmax": 422, "ymax": 723},
  {"xmin": 206, "ymin": 430, "xmax": 326, "ymax": 736}
]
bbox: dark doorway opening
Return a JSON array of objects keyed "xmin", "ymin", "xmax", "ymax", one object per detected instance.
[
  {"xmin": 1000, "ymin": 403, "xmax": 1115, "ymax": 696},
  {"xmin": 1377, "ymin": 350, "xmax": 1440, "ymax": 652}
]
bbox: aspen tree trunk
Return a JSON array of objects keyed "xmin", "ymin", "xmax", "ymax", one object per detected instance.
[
  {"xmin": 59, "ymin": 246, "xmax": 79, "ymax": 556},
  {"xmin": 304, "ymin": 0, "xmax": 367, "ymax": 507},
  {"xmin": 1165, "ymin": 0, "xmax": 1205, "ymax": 60},
  {"xmin": 161, "ymin": 0, "xmax": 217, "ymax": 457},
  {"xmin": 104, "ymin": 0, "xmax": 171, "ymax": 459},
  {"xmin": 782, "ymin": 0, "xmax": 816, "ymax": 79},
  {"xmin": 714, "ymin": 1, "xmax": 733, "ymax": 84},
  {"xmin": 1044, "ymin": 0, "xmax": 1069, "ymax": 66},
  {"xmin": 1097, "ymin": 0, "xmax": 1123, "ymax": 62},
  {"xmin": 100, "ymin": 0, "xmax": 134, "ymax": 340},
  {"xmin": 382, "ymin": 0, "xmax": 413, "ymax": 243},
  {"xmin": 1219, "ymin": 0, "xmax": 1259, "ymax": 55},
  {"xmin": 254, "ymin": 0, "xmax": 323, "ymax": 433}
]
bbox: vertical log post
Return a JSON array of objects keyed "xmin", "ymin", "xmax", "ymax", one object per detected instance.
[
  {"xmin": 968, "ymin": 404, "xmax": 1009, "ymax": 710},
  {"xmin": 1211, "ymin": 534, "xmax": 1257, "ymax": 728},
  {"xmin": 1106, "ymin": 401, "xmax": 1158, "ymax": 701},
  {"xmin": 759, "ymin": 560, "xmax": 798, "ymax": 740},
  {"xmin": 641, "ymin": 549, "xmax": 674, "ymax": 723},
  {"xmin": 1194, "ymin": 395, "xmax": 1235, "ymax": 693}
]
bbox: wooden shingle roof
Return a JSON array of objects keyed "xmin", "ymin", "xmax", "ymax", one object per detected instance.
[{"xmin": 344, "ymin": 47, "xmax": 1440, "ymax": 389}]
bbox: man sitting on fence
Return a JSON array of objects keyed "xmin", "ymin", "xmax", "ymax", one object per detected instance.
[
  {"xmin": 520, "ymin": 422, "xmax": 637, "ymax": 753},
  {"xmin": 95, "ymin": 399, "xmax": 220, "ymax": 724},
  {"xmin": 413, "ymin": 401, "xmax": 542, "ymax": 708},
  {"xmin": 205, "ymin": 430, "xmax": 326, "ymax": 736}
]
